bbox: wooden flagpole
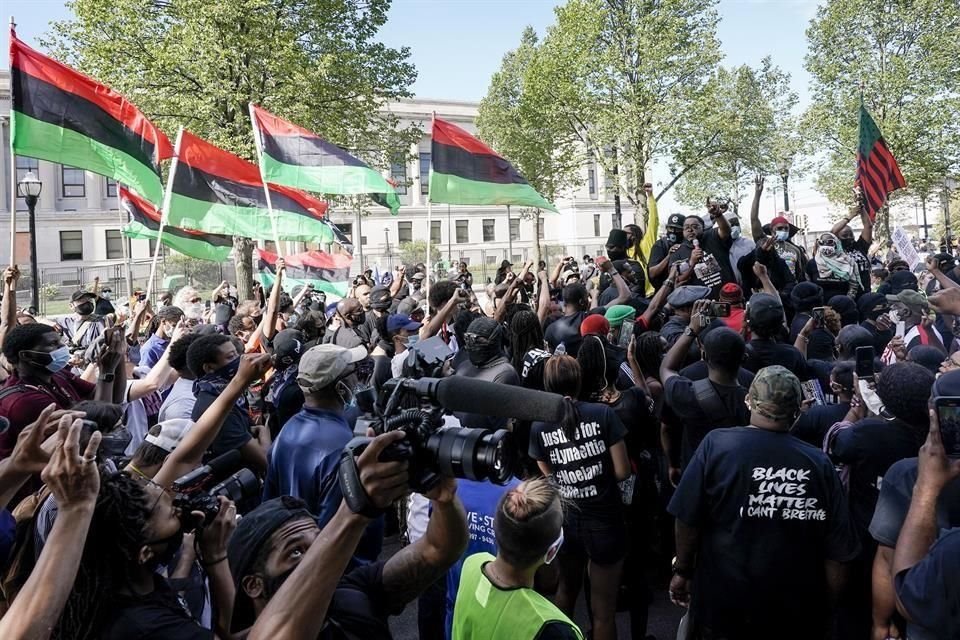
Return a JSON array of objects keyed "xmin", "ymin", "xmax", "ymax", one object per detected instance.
[
  {"xmin": 145, "ymin": 126, "xmax": 183, "ymax": 304},
  {"xmin": 116, "ymin": 188, "xmax": 134, "ymax": 297},
  {"xmin": 8, "ymin": 18, "xmax": 17, "ymax": 268}
]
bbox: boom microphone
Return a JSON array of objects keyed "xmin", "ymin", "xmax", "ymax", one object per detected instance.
[
  {"xmin": 400, "ymin": 376, "xmax": 565, "ymax": 423},
  {"xmin": 172, "ymin": 449, "xmax": 244, "ymax": 494}
]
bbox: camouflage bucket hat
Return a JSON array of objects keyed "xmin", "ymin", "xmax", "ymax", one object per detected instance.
[{"xmin": 748, "ymin": 365, "xmax": 802, "ymax": 421}]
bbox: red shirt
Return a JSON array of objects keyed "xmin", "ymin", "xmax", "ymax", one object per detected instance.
[
  {"xmin": 721, "ymin": 307, "xmax": 746, "ymax": 334},
  {"xmin": 0, "ymin": 370, "xmax": 95, "ymax": 460}
]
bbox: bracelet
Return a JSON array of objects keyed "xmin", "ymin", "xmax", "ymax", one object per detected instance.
[
  {"xmin": 201, "ymin": 554, "xmax": 227, "ymax": 567},
  {"xmin": 665, "ymin": 280, "xmax": 676, "ymax": 288}
]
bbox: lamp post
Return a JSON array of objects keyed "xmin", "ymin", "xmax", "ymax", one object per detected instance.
[
  {"xmin": 945, "ymin": 178, "xmax": 957, "ymax": 253},
  {"xmin": 778, "ymin": 154, "xmax": 794, "ymax": 212},
  {"xmin": 383, "ymin": 226, "xmax": 392, "ymax": 271},
  {"xmin": 16, "ymin": 170, "xmax": 42, "ymax": 312}
]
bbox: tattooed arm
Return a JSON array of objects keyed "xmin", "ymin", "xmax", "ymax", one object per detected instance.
[{"xmin": 382, "ymin": 477, "xmax": 468, "ymax": 610}]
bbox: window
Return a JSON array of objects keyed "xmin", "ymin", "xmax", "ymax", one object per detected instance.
[
  {"xmin": 16, "ymin": 157, "xmax": 39, "ymax": 210},
  {"xmin": 398, "ymin": 221, "xmax": 413, "ymax": 244},
  {"xmin": 538, "ymin": 222, "xmax": 545, "ymax": 240},
  {"xmin": 594, "ymin": 214, "xmax": 601, "ymax": 237},
  {"xmin": 105, "ymin": 229, "xmax": 124, "ymax": 259},
  {"xmin": 361, "ymin": 236, "xmax": 368, "ymax": 245},
  {"xmin": 510, "ymin": 218, "xmax": 520, "ymax": 241},
  {"xmin": 105, "ymin": 177, "xmax": 117, "ymax": 198},
  {"xmin": 391, "ymin": 160, "xmax": 407, "ymax": 195},
  {"xmin": 60, "ymin": 231, "xmax": 83, "ymax": 260},
  {"xmin": 605, "ymin": 171, "xmax": 615, "ymax": 192},
  {"xmin": 588, "ymin": 168, "xmax": 597, "ymax": 198},
  {"xmin": 456, "ymin": 220, "xmax": 469, "ymax": 244},
  {"xmin": 431, "ymin": 220, "xmax": 441, "ymax": 245},
  {"xmin": 62, "ymin": 165, "xmax": 85, "ymax": 197},
  {"xmin": 419, "ymin": 152, "xmax": 431, "ymax": 195},
  {"xmin": 482, "ymin": 219, "xmax": 495, "ymax": 242},
  {"xmin": 339, "ymin": 223, "xmax": 354, "ymax": 243}
]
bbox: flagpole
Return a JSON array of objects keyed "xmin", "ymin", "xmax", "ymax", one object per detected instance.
[
  {"xmin": 426, "ymin": 110, "xmax": 435, "ymax": 301},
  {"xmin": 116, "ymin": 188, "xmax": 134, "ymax": 297},
  {"xmin": 248, "ymin": 103, "xmax": 283, "ymax": 259},
  {"xmin": 506, "ymin": 204, "xmax": 512, "ymax": 264},
  {"xmin": 8, "ymin": 17, "xmax": 16, "ymax": 268},
  {"xmin": 145, "ymin": 126, "xmax": 183, "ymax": 304}
]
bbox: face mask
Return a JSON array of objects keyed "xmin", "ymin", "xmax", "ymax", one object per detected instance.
[
  {"xmin": 75, "ymin": 301, "xmax": 95, "ymax": 316},
  {"xmin": 840, "ymin": 238, "xmax": 855, "ymax": 251},
  {"xmin": 102, "ymin": 292, "xmax": 112, "ymax": 300},
  {"xmin": 730, "ymin": 226, "xmax": 741, "ymax": 240},
  {"xmin": 820, "ymin": 245, "xmax": 837, "ymax": 258},
  {"xmin": 26, "ymin": 346, "xmax": 71, "ymax": 373},
  {"xmin": 184, "ymin": 303, "xmax": 204, "ymax": 320},
  {"xmin": 775, "ymin": 230, "xmax": 789, "ymax": 242},
  {"xmin": 214, "ymin": 356, "xmax": 241, "ymax": 379},
  {"xmin": 406, "ymin": 334, "xmax": 420, "ymax": 349},
  {"xmin": 666, "ymin": 232, "xmax": 680, "ymax": 245},
  {"xmin": 868, "ymin": 307, "xmax": 889, "ymax": 321}
]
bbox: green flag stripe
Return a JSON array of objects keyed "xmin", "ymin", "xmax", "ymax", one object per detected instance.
[
  {"xmin": 261, "ymin": 151, "xmax": 397, "ymax": 196},
  {"xmin": 258, "ymin": 271, "xmax": 348, "ymax": 298},
  {"xmin": 12, "ymin": 112, "xmax": 165, "ymax": 205},
  {"xmin": 429, "ymin": 171, "xmax": 558, "ymax": 212},
  {"xmin": 167, "ymin": 193, "xmax": 337, "ymax": 244},
  {"xmin": 123, "ymin": 220, "xmax": 232, "ymax": 262}
]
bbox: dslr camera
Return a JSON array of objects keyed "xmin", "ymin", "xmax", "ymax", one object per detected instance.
[
  {"xmin": 172, "ymin": 452, "xmax": 261, "ymax": 528},
  {"xmin": 345, "ymin": 337, "xmax": 514, "ymax": 493}
]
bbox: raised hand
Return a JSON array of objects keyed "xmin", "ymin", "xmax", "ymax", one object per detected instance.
[
  {"xmin": 3, "ymin": 265, "xmax": 20, "ymax": 288},
  {"xmin": 41, "ymin": 416, "xmax": 102, "ymax": 511},
  {"xmin": 10, "ymin": 405, "xmax": 85, "ymax": 474},
  {"xmin": 754, "ymin": 174, "xmax": 764, "ymax": 194},
  {"xmin": 236, "ymin": 352, "xmax": 272, "ymax": 384}
]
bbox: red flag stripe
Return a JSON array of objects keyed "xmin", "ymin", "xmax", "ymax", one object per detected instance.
[
  {"xmin": 432, "ymin": 118, "xmax": 501, "ymax": 157},
  {"xmin": 872, "ymin": 142, "xmax": 907, "ymax": 187},
  {"xmin": 178, "ymin": 130, "xmax": 262, "ymax": 185},
  {"xmin": 857, "ymin": 156, "xmax": 886, "ymax": 208},
  {"xmin": 251, "ymin": 103, "xmax": 319, "ymax": 139}
]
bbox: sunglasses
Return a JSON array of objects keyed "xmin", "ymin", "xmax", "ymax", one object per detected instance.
[
  {"xmin": 544, "ymin": 527, "xmax": 565, "ymax": 565},
  {"xmin": 463, "ymin": 333, "xmax": 491, "ymax": 348}
]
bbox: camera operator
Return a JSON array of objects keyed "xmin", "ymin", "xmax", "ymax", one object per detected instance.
[{"xmin": 229, "ymin": 430, "xmax": 468, "ymax": 640}]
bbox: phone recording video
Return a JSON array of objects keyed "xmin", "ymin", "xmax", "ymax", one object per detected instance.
[
  {"xmin": 934, "ymin": 397, "xmax": 960, "ymax": 457},
  {"xmin": 618, "ymin": 319, "xmax": 635, "ymax": 349},
  {"xmin": 855, "ymin": 346, "xmax": 875, "ymax": 381},
  {"xmin": 812, "ymin": 306, "xmax": 826, "ymax": 327},
  {"xmin": 708, "ymin": 302, "xmax": 731, "ymax": 318}
]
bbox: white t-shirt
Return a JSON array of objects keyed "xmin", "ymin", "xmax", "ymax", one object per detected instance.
[
  {"xmin": 123, "ymin": 381, "xmax": 149, "ymax": 456},
  {"xmin": 159, "ymin": 377, "xmax": 197, "ymax": 423}
]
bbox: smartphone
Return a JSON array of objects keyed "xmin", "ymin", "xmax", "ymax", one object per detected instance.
[
  {"xmin": 618, "ymin": 319, "xmax": 635, "ymax": 348},
  {"xmin": 801, "ymin": 379, "xmax": 826, "ymax": 406},
  {"xmin": 812, "ymin": 306, "xmax": 826, "ymax": 327},
  {"xmin": 934, "ymin": 396, "xmax": 960, "ymax": 456},
  {"xmin": 855, "ymin": 346, "xmax": 876, "ymax": 380},
  {"xmin": 708, "ymin": 302, "xmax": 731, "ymax": 318}
]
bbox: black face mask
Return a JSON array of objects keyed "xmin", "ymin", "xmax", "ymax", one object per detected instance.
[
  {"xmin": 75, "ymin": 301, "xmax": 95, "ymax": 316},
  {"xmin": 867, "ymin": 307, "xmax": 890, "ymax": 321},
  {"xmin": 607, "ymin": 246, "xmax": 626, "ymax": 261},
  {"xmin": 666, "ymin": 231, "xmax": 680, "ymax": 245},
  {"xmin": 840, "ymin": 238, "xmax": 856, "ymax": 251}
]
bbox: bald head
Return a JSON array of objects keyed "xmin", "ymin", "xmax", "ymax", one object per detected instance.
[{"xmin": 337, "ymin": 298, "xmax": 364, "ymax": 326}]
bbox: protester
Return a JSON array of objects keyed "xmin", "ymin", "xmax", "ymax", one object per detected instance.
[
  {"xmin": 60, "ymin": 290, "xmax": 107, "ymax": 360},
  {"xmin": 157, "ymin": 332, "xmax": 201, "ymax": 422},
  {"xmin": 140, "ymin": 305, "xmax": 185, "ymax": 368}
]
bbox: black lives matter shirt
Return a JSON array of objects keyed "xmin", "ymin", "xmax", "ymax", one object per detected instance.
[
  {"xmin": 529, "ymin": 402, "xmax": 626, "ymax": 519},
  {"xmin": 647, "ymin": 229, "xmax": 734, "ymax": 295},
  {"xmin": 668, "ymin": 427, "xmax": 860, "ymax": 637}
]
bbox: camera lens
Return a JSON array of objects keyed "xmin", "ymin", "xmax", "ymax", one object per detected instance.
[{"xmin": 427, "ymin": 428, "xmax": 514, "ymax": 484}]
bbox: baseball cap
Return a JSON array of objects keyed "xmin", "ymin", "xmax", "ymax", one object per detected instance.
[
  {"xmin": 604, "ymin": 304, "xmax": 636, "ymax": 328},
  {"xmin": 580, "ymin": 314, "xmax": 610, "ymax": 337},
  {"xmin": 387, "ymin": 314, "xmax": 422, "ymax": 333},
  {"xmin": 746, "ymin": 293, "xmax": 784, "ymax": 327},
  {"xmin": 228, "ymin": 496, "xmax": 314, "ymax": 630},
  {"xmin": 770, "ymin": 216, "xmax": 790, "ymax": 228},
  {"xmin": 933, "ymin": 369, "xmax": 960, "ymax": 398},
  {"xmin": 887, "ymin": 270, "xmax": 919, "ymax": 294},
  {"xmin": 272, "ymin": 328, "xmax": 305, "ymax": 367},
  {"xmin": 748, "ymin": 365, "xmax": 802, "ymax": 421},
  {"xmin": 857, "ymin": 292, "xmax": 888, "ymax": 319},
  {"xmin": 720, "ymin": 283, "xmax": 743, "ymax": 304},
  {"xmin": 667, "ymin": 285, "xmax": 711, "ymax": 309},
  {"xmin": 933, "ymin": 253, "xmax": 956, "ymax": 272},
  {"xmin": 144, "ymin": 419, "xmax": 194, "ymax": 453},
  {"xmin": 71, "ymin": 290, "xmax": 96, "ymax": 302},
  {"xmin": 886, "ymin": 290, "xmax": 928, "ymax": 314},
  {"xmin": 297, "ymin": 343, "xmax": 368, "ymax": 392},
  {"xmin": 666, "ymin": 214, "xmax": 685, "ymax": 229},
  {"xmin": 369, "ymin": 285, "xmax": 392, "ymax": 310},
  {"xmin": 411, "ymin": 272, "xmax": 426, "ymax": 281}
]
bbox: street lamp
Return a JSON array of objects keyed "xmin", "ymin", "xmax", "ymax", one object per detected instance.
[
  {"xmin": 383, "ymin": 226, "xmax": 392, "ymax": 271},
  {"xmin": 16, "ymin": 170, "xmax": 42, "ymax": 312},
  {"xmin": 778, "ymin": 154, "xmax": 794, "ymax": 212}
]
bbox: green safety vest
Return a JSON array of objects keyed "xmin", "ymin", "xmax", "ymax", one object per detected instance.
[{"xmin": 451, "ymin": 552, "xmax": 584, "ymax": 640}]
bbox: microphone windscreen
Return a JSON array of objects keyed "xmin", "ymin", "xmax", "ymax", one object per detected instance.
[{"xmin": 434, "ymin": 376, "xmax": 564, "ymax": 423}]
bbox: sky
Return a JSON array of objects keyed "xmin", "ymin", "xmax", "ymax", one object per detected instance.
[{"xmin": 5, "ymin": 0, "xmax": 851, "ymax": 227}]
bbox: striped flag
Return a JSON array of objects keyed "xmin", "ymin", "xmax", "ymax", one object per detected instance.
[
  {"xmin": 856, "ymin": 105, "xmax": 906, "ymax": 221},
  {"xmin": 167, "ymin": 130, "xmax": 347, "ymax": 245},
  {"xmin": 10, "ymin": 28, "xmax": 172, "ymax": 205},
  {"xmin": 120, "ymin": 187, "xmax": 233, "ymax": 262},
  {"xmin": 428, "ymin": 117, "xmax": 557, "ymax": 212},
  {"xmin": 250, "ymin": 104, "xmax": 401, "ymax": 213},
  {"xmin": 256, "ymin": 248, "xmax": 351, "ymax": 299}
]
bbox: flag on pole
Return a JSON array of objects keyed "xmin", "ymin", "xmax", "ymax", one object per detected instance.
[
  {"xmin": 120, "ymin": 186, "xmax": 233, "ymax": 262},
  {"xmin": 428, "ymin": 117, "xmax": 557, "ymax": 212},
  {"xmin": 856, "ymin": 104, "xmax": 906, "ymax": 221},
  {"xmin": 167, "ymin": 130, "xmax": 346, "ymax": 245},
  {"xmin": 250, "ymin": 104, "xmax": 401, "ymax": 213},
  {"xmin": 256, "ymin": 248, "xmax": 351, "ymax": 299},
  {"xmin": 9, "ymin": 29, "xmax": 172, "ymax": 205}
]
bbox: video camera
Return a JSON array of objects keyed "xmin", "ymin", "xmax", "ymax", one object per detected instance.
[{"xmin": 172, "ymin": 450, "xmax": 260, "ymax": 528}]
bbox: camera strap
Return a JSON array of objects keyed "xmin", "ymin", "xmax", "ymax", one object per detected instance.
[{"xmin": 338, "ymin": 444, "xmax": 386, "ymax": 519}]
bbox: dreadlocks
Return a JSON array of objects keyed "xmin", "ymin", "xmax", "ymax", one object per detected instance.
[
  {"xmin": 54, "ymin": 471, "xmax": 152, "ymax": 640},
  {"xmin": 509, "ymin": 310, "xmax": 545, "ymax": 373},
  {"xmin": 634, "ymin": 331, "xmax": 665, "ymax": 380}
]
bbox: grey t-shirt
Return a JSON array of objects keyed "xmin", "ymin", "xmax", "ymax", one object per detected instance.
[{"xmin": 452, "ymin": 357, "xmax": 519, "ymax": 430}]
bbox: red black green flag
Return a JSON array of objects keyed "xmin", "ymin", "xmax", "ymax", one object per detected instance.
[
  {"xmin": 256, "ymin": 248, "xmax": 351, "ymax": 298},
  {"xmin": 120, "ymin": 186, "xmax": 233, "ymax": 262},
  {"xmin": 856, "ymin": 105, "xmax": 906, "ymax": 221},
  {"xmin": 10, "ymin": 29, "xmax": 173, "ymax": 205},
  {"xmin": 428, "ymin": 117, "xmax": 557, "ymax": 212},
  {"xmin": 167, "ymin": 130, "xmax": 348, "ymax": 246}
]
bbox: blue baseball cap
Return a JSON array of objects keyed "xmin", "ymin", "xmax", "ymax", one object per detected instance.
[{"xmin": 387, "ymin": 314, "xmax": 421, "ymax": 333}]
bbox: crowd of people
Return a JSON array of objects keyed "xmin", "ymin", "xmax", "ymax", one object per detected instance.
[{"xmin": 0, "ymin": 177, "xmax": 957, "ymax": 640}]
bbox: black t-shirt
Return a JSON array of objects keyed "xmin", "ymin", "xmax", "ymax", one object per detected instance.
[
  {"xmin": 100, "ymin": 575, "xmax": 212, "ymax": 640},
  {"xmin": 607, "ymin": 386, "xmax": 656, "ymax": 456},
  {"xmin": 648, "ymin": 238, "xmax": 681, "ymax": 289},
  {"xmin": 829, "ymin": 415, "xmax": 927, "ymax": 537},
  {"xmin": 668, "ymin": 427, "xmax": 860, "ymax": 637},
  {"xmin": 846, "ymin": 237, "xmax": 872, "ymax": 292},
  {"xmin": 860, "ymin": 320, "xmax": 894, "ymax": 352},
  {"xmin": 191, "ymin": 390, "xmax": 252, "ymax": 457},
  {"xmin": 744, "ymin": 338, "xmax": 810, "ymax": 379},
  {"xmin": 792, "ymin": 402, "xmax": 850, "ymax": 448},
  {"xmin": 529, "ymin": 401, "xmax": 626, "ymax": 518},
  {"xmin": 663, "ymin": 375, "xmax": 749, "ymax": 467},
  {"xmin": 680, "ymin": 360, "xmax": 755, "ymax": 387},
  {"xmin": 544, "ymin": 311, "xmax": 585, "ymax": 355},
  {"xmin": 789, "ymin": 314, "xmax": 835, "ymax": 361}
]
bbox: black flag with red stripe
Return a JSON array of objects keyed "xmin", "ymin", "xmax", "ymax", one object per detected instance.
[{"xmin": 856, "ymin": 105, "xmax": 906, "ymax": 221}]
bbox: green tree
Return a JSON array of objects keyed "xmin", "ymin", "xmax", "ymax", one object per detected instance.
[
  {"xmin": 674, "ymin": 58, "xmax": 802, "ymax": 213},
  {"xmin": 527, "ymin": 0, "xmax": 723, "ymax": 228},
  {"xmin": 45, "ymin": 0, "xmax": 420, "ymax": 299},
  {"xmin": 477, "ymin": 26, "xmax": 583, "ymax": 267},
  {"xmin": 803, "ymin": 0, "xmax": 960, "ymax": 238},
  {"xmin": 398, "ymin": 241, "xmax": 441, "ymax": 269}
]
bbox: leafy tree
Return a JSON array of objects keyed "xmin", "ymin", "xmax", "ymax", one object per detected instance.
[
  {"xmin": 398, "ymin": 241, "xmax": 441, "ymax": 269},
  {"xmin": 803, "ymin": 0, "xmax": 960, "ymax": 238},
  {"xmin": 526, "ymin": 0, "xmax": 724, "ymax": 227},
  {"xmin": 45, "ymin": 0, "xmax": 420, "ymax": 299},
  {"xmin": 477, "ymin": 26, "xmax": 584, "ymax": 267}
]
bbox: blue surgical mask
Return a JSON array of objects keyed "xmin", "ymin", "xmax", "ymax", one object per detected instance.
[
  {"xmin": 45, "ymin": 346, "xmax": 71, "ymax": 373},
  {"xmin": 406, "ymin": 335, "xmax": 420, "ymax": 348},
  {"xmin": 775, "ymin": 230, "xmax": 789, "ymax": 242},
  {"xmin": 730, "ymin": 226, "xmax": 741, "ymax": 240}
]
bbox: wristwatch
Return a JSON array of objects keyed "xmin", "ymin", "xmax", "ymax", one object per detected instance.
[
  {"xmin": 98, "ymin": 372, "xmax": 115, "ymax": 383},
  {"xmin": 683, "ymin": 326, "xmax": 697, "ymax": 338},
  {"xmin": 672, "ymin": 556, "xmax": 694, "ymax": 579}
]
